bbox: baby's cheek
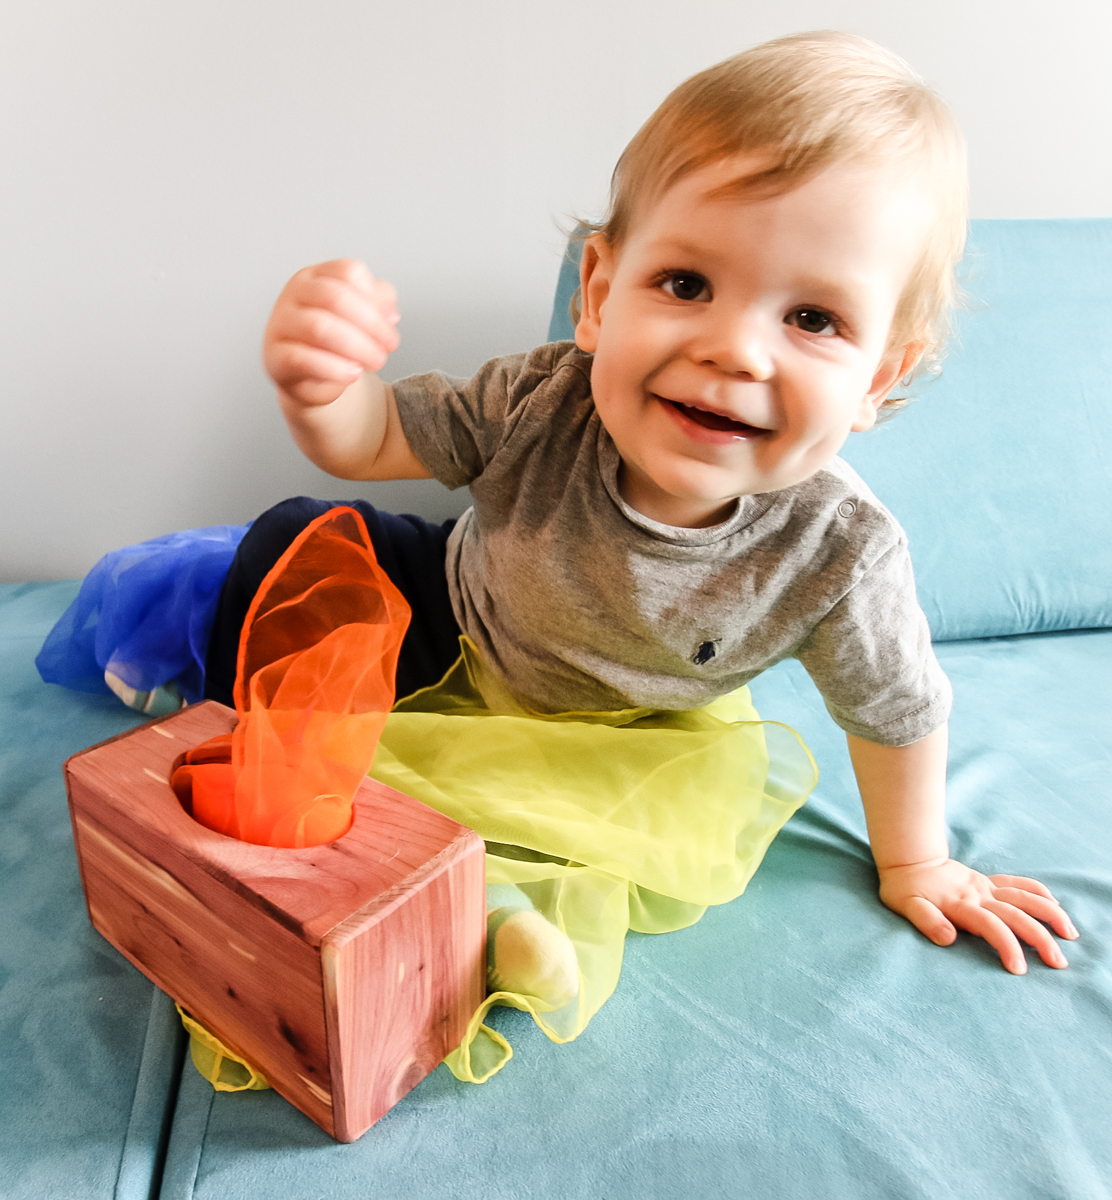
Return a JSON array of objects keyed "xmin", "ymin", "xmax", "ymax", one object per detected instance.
[{"xmin": 767, "ymin": 429, "xmax": 842, "ymax": 485}]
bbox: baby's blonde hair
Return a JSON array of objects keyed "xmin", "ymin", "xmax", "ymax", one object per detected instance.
[{"xmin": 579, "ymin": 31, "xmax": 968, "ymax": 406}]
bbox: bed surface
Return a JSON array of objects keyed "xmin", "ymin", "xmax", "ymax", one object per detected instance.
[
  {"xmin": 4, "ymin": 580, "xmax": 1109, "ymax": 1200},
  {"xmin": 6, "ymin": 218, "xmax": 1111, "ymax": 1198}
]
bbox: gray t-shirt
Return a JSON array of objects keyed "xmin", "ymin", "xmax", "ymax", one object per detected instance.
[{"xmin": 392, "ymin": 341, "xmax": 951, "ymax": 746}]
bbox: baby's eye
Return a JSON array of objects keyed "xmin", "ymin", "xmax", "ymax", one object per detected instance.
[
  {"xmin": 661, "ymin": 273, "xmax": 710, "ymax": 302},
  {"xmin": 785, "ymin": 308, "xmax": 838, "ymax": 336}
]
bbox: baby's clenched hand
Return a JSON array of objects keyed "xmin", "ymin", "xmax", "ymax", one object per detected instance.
[
  {"xmin": 263, "ymin": 259, "xmax": 400, "ymax": 408},
  {"xmin": 878, "ymin": 858, "xmax": 1079, "ymax": 974}
]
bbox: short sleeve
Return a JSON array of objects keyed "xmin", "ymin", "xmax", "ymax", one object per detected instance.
[
  {"xmin": 794, "ymin": 541, "xmax": 952, "ymax": 746},
  {"xmin": 391, "ymin": 346, "xmax": 577, "ymax": 489}
]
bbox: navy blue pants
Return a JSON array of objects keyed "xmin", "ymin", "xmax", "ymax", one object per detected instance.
[{"xmin": 203, "ymin": 497, "xmax": 462, "ymax": 707}]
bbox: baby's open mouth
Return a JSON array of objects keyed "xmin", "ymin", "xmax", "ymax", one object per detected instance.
[{"xmin": 666, "ymin": 400, "xmax": 766, "ymax": 436}]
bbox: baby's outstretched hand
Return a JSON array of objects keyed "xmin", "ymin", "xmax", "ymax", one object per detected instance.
[
  {"xmin": 264, "ymin": 259, "xmax": 400, "ymax": 408},
  {"xmin": 877, "ymin": 858, "xmax": 1079, "ymax": 974}
]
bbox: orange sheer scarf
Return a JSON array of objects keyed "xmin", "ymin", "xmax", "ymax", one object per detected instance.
[{"xmin": 171, "ymin": 507, "xmax": 411, "ymax": 847}]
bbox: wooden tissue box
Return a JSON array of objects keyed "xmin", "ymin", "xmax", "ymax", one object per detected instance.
[{"xmin": 64, "ymin": 700, "xmax": 486, "ymax": 1142}]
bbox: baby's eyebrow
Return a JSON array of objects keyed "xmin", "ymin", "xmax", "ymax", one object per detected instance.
[
  {"xmin": 642, "ymin": 235, "xmax": 714, "ymax": 261},
  {"xmin": 785, "ymin": 277, "xmax": 859, "ymax": 306}
]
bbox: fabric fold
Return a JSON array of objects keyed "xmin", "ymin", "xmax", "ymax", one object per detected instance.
[
  {"xmin": 171, "ymin": 506, "xmax": 410, "ymax": 848},
  {"xmin": 373, "ymin": 638, "xmax": 817, "ymax": 1080}
]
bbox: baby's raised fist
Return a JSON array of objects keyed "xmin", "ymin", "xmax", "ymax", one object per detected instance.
[{"xmin": 263, "ymin": 259, "xmax": 400, "ymax": 408}]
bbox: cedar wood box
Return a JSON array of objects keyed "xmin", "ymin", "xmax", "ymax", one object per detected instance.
[{"xmin": 63, "ymin": 700, "xmax": 487, "ymax": 1142}]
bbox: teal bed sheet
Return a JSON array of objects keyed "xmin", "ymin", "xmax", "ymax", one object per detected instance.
[
  {"xmin": 3, "ymin": 582, "xmax": 1110, "ymax": 1199},
  {"xmin": 0, "ymin": 582, "xmax": 186, "ymax": 1200}
]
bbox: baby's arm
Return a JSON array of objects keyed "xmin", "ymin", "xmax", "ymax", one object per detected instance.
[
  {"xmin": 263, "ymin": 259, "xmax": 430, "ymax": 481},
  {"xmin": 847, "ymin": 725, "xmax": 1079, "ymax": 974}
]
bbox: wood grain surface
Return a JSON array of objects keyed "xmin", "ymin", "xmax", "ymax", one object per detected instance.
[
  {"xmin": 65, "ymin": 700, "xmax": 486, "ymax": 1141},
  {"xmin": 324, "ymin": 834, "xmax": 487, "ymax": 1139}
]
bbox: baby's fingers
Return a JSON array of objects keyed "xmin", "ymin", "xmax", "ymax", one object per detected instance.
[
  {"xmin": 287, "ymin": 304, "xmax": 393, "ymax": 374},
  {"xmin": 894, "ymin": 896, "xmax": 957, "ymax": 947},
  {"xmin": 314, "ymin": 257, "xmax": 397, "ymax": 305},
  {"xmin": 983, "ymin": 900, "xmax": 1070, "ymax": 970},
  {"xmin": 297, "ymin": 273, "xmax": 399, "ymax": 344},
  {"xmin": 992, "ymin": 886, "xmax": 1079, "ymax": 941},
  {"xmin": 268, "ymin": 342, "xmax": 362, "ymax": 406},
  {"xmin": 949, "ymin": 904, "xmax": 1028, "ymax": 975},
  {"xmin": 988, "ymin": 873, "xmax": 1056, "ymax": 900}
]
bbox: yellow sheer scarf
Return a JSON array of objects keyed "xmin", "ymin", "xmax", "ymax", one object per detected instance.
[{"xmin": 372, "ymin": 639, "xmax": 817, "ymax": 1082}]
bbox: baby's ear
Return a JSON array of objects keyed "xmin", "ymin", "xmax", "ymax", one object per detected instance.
[
  {"xmin": 574, "ymin": 235, "xmax": 615, "ymax": 354},
  {"xmin": 855, "ymin": 342, "xmax": 924, "ymax": 430}
]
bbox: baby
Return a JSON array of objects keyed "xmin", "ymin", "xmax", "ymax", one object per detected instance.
[{"xmin": 219, "ymin": 31, "xmax": 1075, "ymax": 994}]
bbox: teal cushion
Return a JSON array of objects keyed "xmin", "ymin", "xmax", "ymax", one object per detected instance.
[
  {"xmin": 157, "ymin": 629, "xmax": 1112, "ymax": 1199},
  {"xmin": 548, "ymin": 219, "xmax": 1112, "ymax": 640},
  {"xmin": 0, "ymin": 583, "xmax": 185, "ymax": 1200}
]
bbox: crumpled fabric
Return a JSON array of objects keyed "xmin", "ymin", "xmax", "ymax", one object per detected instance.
[
  {"xmin": 177, "ymin": 1005, "xmax": 270, "ymax": 1092},
  {"xmin": 35, "ymin": 524, "xmax": 248, "ymax": 703},
  {"xmin": 171, "ymin": 506, "xmax": 410, "ymax": 848},
  {"xmin": 137, "ymin": 506, "xmax": 814, "ymax": 1085},
  {"xmin": 372, "ymin": 638, "xmax": 818, "ymax": 1081}
]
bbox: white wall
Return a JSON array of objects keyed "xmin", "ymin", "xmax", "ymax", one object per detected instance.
[{"xmin": 2, "ymin": 0, "xmax": 1109, "ymax": 581}]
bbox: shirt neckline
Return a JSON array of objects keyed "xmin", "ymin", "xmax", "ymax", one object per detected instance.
[{"xmin": 595, "ymin": 427, "xmax": 778, "ymax": 546}]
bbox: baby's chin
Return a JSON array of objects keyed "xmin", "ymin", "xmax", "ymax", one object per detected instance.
[
  {"xmin": 640, "ymin": 451, "xmax": 852, "ymax": 520},
  {"xmin": 617, "ymin": 464, "xmax": 753, "ymax": 529}
]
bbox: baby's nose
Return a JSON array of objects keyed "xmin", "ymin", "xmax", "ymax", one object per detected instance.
[{"xmin": 697, "ymin": 311, "xmax": 774, "ymax": 380}]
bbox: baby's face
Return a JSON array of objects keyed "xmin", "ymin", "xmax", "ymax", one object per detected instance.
[{"xmin": 575, "ymin": 156, "xmax": 929, "ymax": 527}]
